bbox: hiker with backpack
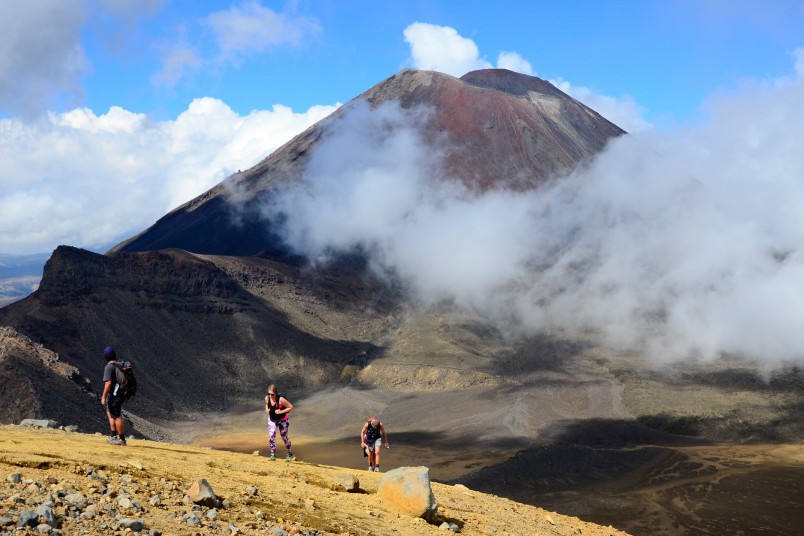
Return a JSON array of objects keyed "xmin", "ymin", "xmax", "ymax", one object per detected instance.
[
  {"xmin": 265, "ymin": 384, "xmax": 295, "ymax": 461},
  {"xmin": 361, "ymin": 417, "xmax": 389, "ymax": 472},
  {"xmin": 100, "ymin": 345, "xmax": 136, "ymax": 446}
]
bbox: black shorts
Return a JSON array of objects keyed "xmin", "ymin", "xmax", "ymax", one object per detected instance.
[{"xmin": 106, "ymin": 394, "xmax": 125, "ymax": 418}]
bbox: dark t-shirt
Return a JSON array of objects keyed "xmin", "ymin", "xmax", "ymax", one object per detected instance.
[
  {"xmin": 267, "ymin": 397, "xmax": 287, "ymax": 422},
  {"xmin": 103, "ymin": 361, "xmax": 120, "ymax": 396},
  {"xmin": 365, "ymin": 422, "xmax": 382, "ymax": 443}
]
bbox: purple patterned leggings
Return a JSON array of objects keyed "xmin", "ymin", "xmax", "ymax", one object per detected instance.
[{"xmin": 267, "ymin": 418, "xmax": 292, "ymax": 454}]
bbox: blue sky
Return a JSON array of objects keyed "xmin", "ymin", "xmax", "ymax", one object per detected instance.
[{"xmin": 1, "ymin": 0, "xmax": 804, "ymax": 256}]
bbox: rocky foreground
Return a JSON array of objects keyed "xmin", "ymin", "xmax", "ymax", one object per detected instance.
[{"xmin": 0, "ymin": 425, "xmax": 629, "ymax": 536}]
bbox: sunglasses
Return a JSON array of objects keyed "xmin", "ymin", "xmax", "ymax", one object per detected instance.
[{"xmin": 268, "ymin": 392, "xmax": 276, "ymax": 395}]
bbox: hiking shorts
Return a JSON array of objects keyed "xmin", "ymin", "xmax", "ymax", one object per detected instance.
[
  {"xmin": 106, "ymin": 394, "xmax": 124, "ymax": 419},
  {"xmin": 367, "ymin": 438, "xmax": 382, "ymax": 451}
]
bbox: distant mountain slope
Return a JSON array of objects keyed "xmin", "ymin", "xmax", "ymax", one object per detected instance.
[{"xmin": 110, "ymin": 68, "xmax": 624, "ymax": 257}]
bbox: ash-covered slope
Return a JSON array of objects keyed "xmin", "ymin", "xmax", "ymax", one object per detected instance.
[{"xmin": 111, "ymin": 68, "xmax": 624, "ymax": 256}]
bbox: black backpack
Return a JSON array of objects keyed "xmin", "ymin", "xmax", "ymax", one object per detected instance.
[{"xmin": 113, "ymin": 361, "xmax": 137, "ymax": 400}]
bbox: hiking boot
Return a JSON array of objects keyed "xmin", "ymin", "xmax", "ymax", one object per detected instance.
[
  {"xmin": 285, "ymin": 454, "xmax": 295, "ymax": 462},
  {"xmin": 108, "ymin": 437, "xmax": 126, "ymax": 446},
  {"xmin": 368, "ymin": 466, "xmax": 373, "ymax": 471},
  {"xmin": 373, "ymin": 466, "xmax": 380, "ymax": 472},
  {"xmin": 269, "ymin": 454, "xmax": 276, "ymax": 461},
  {"xmin": 106, "ymin": 436, "xmax": 119, "ymax": 444}
]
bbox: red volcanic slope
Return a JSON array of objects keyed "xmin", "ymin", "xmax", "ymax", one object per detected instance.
[{"xmin": 112, "ymin": 69, "xmax": 624, "ymax": 257}]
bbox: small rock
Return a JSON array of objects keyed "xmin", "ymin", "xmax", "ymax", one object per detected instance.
[
  {"xmin": 331, "ymin": 473, "xmax": 359, "ymax": 492},
  {"xmin": 439, "ymin": 521, "xmax": 460, "ymax": 532},
  {"xmin": 0, "ymin": 517, "xmax": 14, "ymax": 527},
  {"xmin": 252, "ymin": 450, "xmax": 260, "ymax": 456},
  {"xmin": 63, "ymin": 425, "xmax": 79, "ymax": 432},
  {"xmin": 149, "ymin": 495, "xmax": 161, "ymax": 507},
  {"xmin": 127, "ymin": 460, "xmax": 144, "ymax": 470},
  {"xmin": 36, "ymin": 523, "xmax": 52, "ymax": 533},
  {"xmin": 7, "ymin": 473, "xmax": 21, "ymax": 484},
  {"xmin": 186, "ymin": 478, "xmax": 220, "ymax": 508},
  {"xmin": 20, "ymin": 419, "xmax": 59, "ymax": 429},
  {"xmin": 63, "ymin": 493, "xmax": 88, "ymax": 509},
  {"xmin": 545, "ymin": 515, "xmax": 556, "ymax": 526},
  {"xmin": 245, "ymin": 485, "xmax": 258, "ymax": 496},
  {"xmin": 17, "ymin": 510, "xmax": 38, "ymax": 528},
  {"xmin": 35, "ymin": 504, "xmax": 58, "ymax": 527},
  {"xmin": 119, "ymin": 518, "xmax": 146, "ymax": 532},
  {"xmin": 206, "ymin": 509, "xmax": 218, "ymax": 520}
]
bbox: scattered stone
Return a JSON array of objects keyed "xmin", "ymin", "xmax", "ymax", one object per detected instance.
[
  {"xmin": 119, "ymin": 517, "xmax": 146, "ymax": 532},
  {"xmin": 63, "ymin": 493, "xmax": 88, "ymax": 509},
  {"xmin": 331, "ymin": 473, "xmax": 359, "ymax": 492},
  {"xmin": 186, "ymin": 478, "xmax": 221, "ymax": 508},
  {"xmin": 36, "ymin": 522, "xmax": 52, "ymax": 533},
  {"xmin": 439, "ymin": 521, "xmax": 460, "ymax": 532},
  {"xmin": 377, "ymin": 466, "xmax": 438, "ymax": 521},
  {"xmin": 35, "ymin": 504, "xmax": 59, "ymax": 527},
  {"xmin": 127, "ymin": 460, "xmax": 144, "ymax": 470},
  {"xmin": 20, "ymin": 419, "xmax": 59, "ymax": 429},
  {"xmin": 149, "ymin": 494, "xmax": 161, "ymax": 506},
  {"xmin": 207, "ymin": 508, "xmax": 218, "ymax": 520},
  {"xmin": 252, "ymin": 450, "xmax": 260, "ymax": 456},
  {"xmin": 545, "ymin": 514, "xmax": 556, "ymax": 526},
  {"xmin": 63, "ymin": 425, "xmax": 79, "ymax": 432},
  {"xmin": 0, "ymin": 516, "xmax": 14, "ymax": 527},
  {"xmin": 17, "ymin": 510, "xmax": 38, "ymax": 528},
  {"xmin": 245, "ymin": 485, "xmax": 258, "ymax": 496},
  {"xmin": 304, "ymin": 498, "xmax": 315, "ymax": 510},
  {"xmin": 7, "ymin": 473, "xmax": 21, "ymax": 484}
]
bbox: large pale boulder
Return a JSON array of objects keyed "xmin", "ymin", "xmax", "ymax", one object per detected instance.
[{"xmin": 377, "ymin": 466, "xmax": 438, "ymax": 520}]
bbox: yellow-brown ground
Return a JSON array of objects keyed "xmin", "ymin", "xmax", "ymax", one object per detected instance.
[{"xmin": 0, "ymin": 425, "xmax": 629, "ymax": 536}]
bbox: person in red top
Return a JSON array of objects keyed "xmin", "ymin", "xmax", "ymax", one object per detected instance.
[{"xmin": 265, "ymin": 384, "xmax": 294, "ymax": 461}]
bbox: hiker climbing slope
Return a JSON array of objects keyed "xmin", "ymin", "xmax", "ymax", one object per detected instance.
[
  {"xmin": 265, "ymin": 384, "xmax": 295, "ymax": 461},
  {"xmin": 361, "ymin": 417, "xmax": 389, "ymax": 472}
]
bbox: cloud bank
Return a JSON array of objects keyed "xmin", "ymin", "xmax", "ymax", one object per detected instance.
[
  {"xmin": 0, "ymin": 99, "xmax": 337, "ymax": 253},
  {"xmin": 0, "ymin": 1, "xmax": 89, "ymax": 118},
  {"xmin": 403, "ymin": 22, "xmax": 648, "ymax": 133},
  {"xmin": 268, "ymin": 52, "xmax": 804, "ymax": 366}
]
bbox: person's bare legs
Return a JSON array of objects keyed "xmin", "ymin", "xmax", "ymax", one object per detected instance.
[
  {"xmin": 106, "ymin": 409, "xmax": 116, "ymax": 435},
  {"xmin": 113, "ymin": 416, "xmax": 125, "ymax": 437}
]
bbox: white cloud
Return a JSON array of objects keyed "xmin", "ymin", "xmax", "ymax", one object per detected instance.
[
  {"xmin": 268, "ymin": 54, "xmax": 804, "ymax": 366},
  {"xmin": 402, "ymin": 22, "xmax": 649, "ymax": 132},
  {"xmin": 0, "ymin": 99, "xmax": 338, "ymax": 254},
  {"xmin": 403, "ymin": 22, "xmax": 492, "ymax": 76},
  {"xmin": 552, "ymin": 79, "xmax": 651, "ymax": 133},
  {"xmin": 0, "ymin": 1, "xmax": 89, "ymax": 118},
  {"xmin": 150, "ymin": 37, "xmax": 203, "ymax": 89},
  {"xmin": 202, "ymin": 0, "xmax": 320, "ymax": 64},
  {"xmin": 496, "ymin": 51, "xmax": 533, "ymax": 75}
]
